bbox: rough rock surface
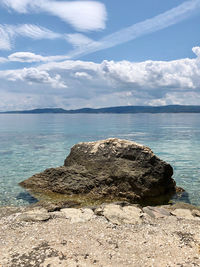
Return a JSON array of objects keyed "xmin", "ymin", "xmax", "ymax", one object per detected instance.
[
  {"xmin": 60, "ymin": 208, "xmax": 95, "ymax": 223},
  {"xmin": 20, "ymin": 138, "xmax": 175, "ymax": 203},
  {"xmin": 15, "ymin": 207, "xmax": 50, "ymax": 222},
  {"xmin": 95, "ymin": 204, "xmax": 143, "ymax": 225},
  {"xmin": 1, "ymin": 203, "xmax": 200, "ymax": 267}
]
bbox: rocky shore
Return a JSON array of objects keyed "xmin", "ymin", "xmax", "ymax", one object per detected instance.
[
  {"xmin": 0, "ymin": 202, "xmax": 200, "ymax": 266},
  {"xmin": 1, "ymin": 138, "xmax": 198, "ymax": 266}
]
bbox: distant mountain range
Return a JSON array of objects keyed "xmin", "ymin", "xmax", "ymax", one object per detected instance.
[{"xmin": 1, "ymin": 105, "xmax": 200, "ymax": 114}]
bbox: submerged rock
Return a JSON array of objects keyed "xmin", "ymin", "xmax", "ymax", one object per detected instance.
[{"xmin": 20, "ymin": 138, "xmax": 176, "ymax": 204}]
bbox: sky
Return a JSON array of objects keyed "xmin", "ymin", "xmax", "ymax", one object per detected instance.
[{"xmin": 0, "ymin": 0, "xmax": 200, "ymax": 111}]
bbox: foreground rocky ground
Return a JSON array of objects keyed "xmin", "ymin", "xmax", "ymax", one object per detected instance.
[{"xmin": 0, "ymin": 202, "xmax": 200, "ymax": 267}]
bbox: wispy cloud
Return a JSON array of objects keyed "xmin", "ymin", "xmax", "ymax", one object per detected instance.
[
  {"xmin": 0, "ymin": 23, "xmax": 98, "ymax": 53},
  {"xmin": 1, "ymin": 0, "xmax": 107, "ymax": 32},
  {"xmin": 2, "ymin": 1, "xmax": 198, "ymax": 61},
  {"xmin": 0, "ymin": 24, "xmax": 64, "ymax": 50},
  {"xmin": 0, "ymin": 25, "xmax": 13, "ymax": 50},
  {"xmin": 16, "ymin": 24, "xmax": 61, "ymax": 39},
  {"xmin": 0, "ymin": 57, "xmax": 7, "ymax": 63},
  {"xmin": 65, "ymin": 33, "xmax": 99, "ymax": 49},
  {"xmin": 67, "ymin": 0, "xmax": 200, "ymax": 58},
  {"xmin": 0, "ymin": 0, "xmax": 32, "ymax": 13}
]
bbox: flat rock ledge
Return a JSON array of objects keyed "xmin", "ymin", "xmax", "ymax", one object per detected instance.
[
  {"xmin": 20, "ymin": 138, "xmax": 176, "ymax": 204},
  {"xmin": 1, "ymin": 203, "xmax": 200, "ymax": 266}
]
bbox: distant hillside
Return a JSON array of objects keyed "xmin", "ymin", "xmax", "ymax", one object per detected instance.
[
  {"xmin": 2, "ymin": 108, "xmax": 68, "ymax": 114},
  {"xmin": 1, "ymin": 105, "xmax": 200, "ymax": 114}
]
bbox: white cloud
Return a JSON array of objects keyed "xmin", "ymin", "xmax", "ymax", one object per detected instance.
[
  {"xmin": 1, "ymin": 0, "xmax": 107, "ymax": 32},
  {"xmin": 8, "ymin": 52, "xmax": 47, "ymax": 63},
  {"xmin": 100, "ymin": 58, "xmax": 198, "ymax": 90},
  {"xmin": 41, "ymin": 1, "xmax": 106, "ymax": 32},
  {"xmin": 22, "ymin": 69, "xmax": 67, "ymax": 88},
  {"xmin": 40, "ymin": 49, "xmax": 200, "ymax": 93},
  {"xmin": 192, "ymin": 46, "xmax": 200, "ymax": 57},
  {"xmin": 1, "ymin": 47, "xmax": 200, "ymax": 110},
  {"xmin": 74, "ymin": 72, "xmax": 92, "ymax": 79},
  {"xmin": 38, "ymin": 59, "xmax": 100, "ymax": 72},
  {"xmin": 8, "ymin": 51, "xmax": 70, "ymax": 63},
  {"xmin": 1, "ymin": 67, "xmax": 67, "ymax": 88}
]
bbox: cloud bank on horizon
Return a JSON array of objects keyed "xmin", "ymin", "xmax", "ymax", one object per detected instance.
[{"xmin": 0, "ymin": 0, "xmax": 200, "ymax": 110}]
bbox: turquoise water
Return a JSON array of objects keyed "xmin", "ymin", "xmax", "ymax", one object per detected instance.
[{"xmin": 0, "ymin": 113, "xmax": 200, "ymax": 206}]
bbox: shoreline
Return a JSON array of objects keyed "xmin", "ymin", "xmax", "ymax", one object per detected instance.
[{"xmin": 1, "ymin": 202, "xmax": 200, "ymax": 266}]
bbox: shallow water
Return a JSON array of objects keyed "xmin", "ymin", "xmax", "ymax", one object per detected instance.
[{"xmin": 0, "ymin": 113, "xmax": 200, "ymax": 206}]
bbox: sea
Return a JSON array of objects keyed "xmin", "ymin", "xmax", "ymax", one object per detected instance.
[{"xmin": 0, "ymin": 113, "xmax": 200, "ymax": 206}]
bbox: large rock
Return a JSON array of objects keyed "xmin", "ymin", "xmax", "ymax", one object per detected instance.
[{"xmin": 20, "ymin": 138, "xmax": 176, "ymax": 203}]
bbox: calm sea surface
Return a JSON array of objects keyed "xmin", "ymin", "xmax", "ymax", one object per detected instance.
[{"xmin": 0, "ymin": 113, "xmax": 200, "ymax": 206}]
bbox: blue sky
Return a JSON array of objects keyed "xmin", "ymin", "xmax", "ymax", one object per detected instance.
[{"xmin": 0, "ymin": 0, "xmax": 200, "ymax": 111}]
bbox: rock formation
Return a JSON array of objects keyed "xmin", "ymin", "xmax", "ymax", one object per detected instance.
[{"xmin": 20, "ymin": 138, "xmax": 176, "ymax": 204}]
